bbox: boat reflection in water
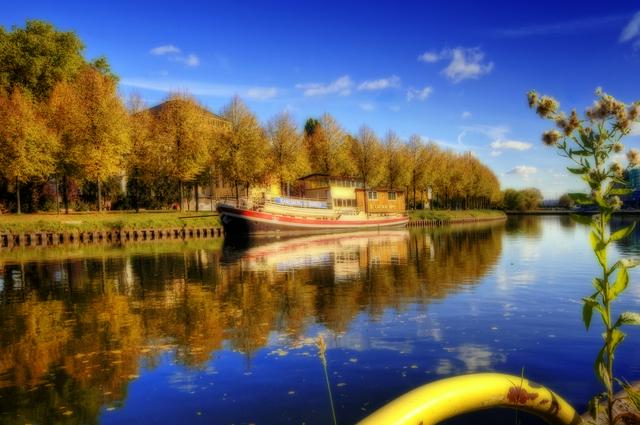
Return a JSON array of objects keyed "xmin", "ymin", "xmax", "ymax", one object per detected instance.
[{"xmin": 234, "ymin": 230, "xmax": 410, "ymax": 281}]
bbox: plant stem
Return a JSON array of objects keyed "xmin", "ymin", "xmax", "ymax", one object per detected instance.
[{"xmin": 322, "ymin": 358, "xmax": 338, "ymax": 425}]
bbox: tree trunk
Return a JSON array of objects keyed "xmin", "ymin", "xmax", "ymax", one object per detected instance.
[
  {"xmin": 195, "ymin": 183, "xmax": 199, "ymax": 212},
  {"xmin": 97, "ymin": 180, "xmax": 102, "ymax": 212},
  {"xmin": 54, "ymin": 176, "xmax": 60, "ymax": 214},
  {"xmin": 179, "ymin": 181, "xmax": 184, "ymax": 212},
  {"xmin": 209, "ymin": 171, "xmax": 215, "ymax": 212},
  {"xmin": 235, "ymin": 182, "xmax": 239, "ymax": 202},
  {"xmin": 63, "ymin": 174, "xmax": 69, "ymax": 214},
  {"xmin": 16, "ymin": 179, "xmax": 21, "ymax": 214}
]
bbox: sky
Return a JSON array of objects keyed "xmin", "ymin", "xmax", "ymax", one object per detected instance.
[{"xmin": 3, "ymin": 0, "xmax": 640, "ymax": 198}]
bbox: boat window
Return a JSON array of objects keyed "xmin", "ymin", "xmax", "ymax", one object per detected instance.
[
  {"xmin": 388, "ymin": 192, "xmax": 397, "ymax": 200},
  {"xmin": 368, "ymin": 191, "xmax": 377, "ymax": 200}
]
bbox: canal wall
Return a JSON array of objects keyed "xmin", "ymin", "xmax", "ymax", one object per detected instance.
[
  {"xmin": 406, "ymin": 215, "xmax": 507, "ymax": 227},
  {"xmin": 0, "ymin": 227, "xmax": 224, "ymax": 248}
]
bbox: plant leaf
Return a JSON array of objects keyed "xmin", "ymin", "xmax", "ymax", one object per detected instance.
[
  {"xmin": 619, "ymin": 258, "xmax": 640, "ymax": 269},
  {"xmin": 610, "ymin": 267, "xmax": 629, "ymax": 300},
  {"xmin": 582, "ymin": 297, "xmax": 599, "ymax": 331},
  {"xmin": 567, "ymin": 167, "xmax": 586, "ymax": 175},
  {"xmin": 569, "ymin": 192, "xmax": 593, "ymax": 205},
  {"xmin": 610, "ymin": 222, "xmax": 636, "ymax": 242},
  {"xmin": 595, "ymin": 347, "xmax": 612, "ymax": 393},
  {"xmin": 610, "ymin": 328, "xmax": 626, "ymax": 355},
  {"xmin": 570, "ymin": 214, "xmax": 592, "ymax": 225},
  {"xmin": 609, "ymin": 188, "xmax": 633, "ymax": 196},
  {"xmin": 590, "ymin": 231, "xmax": 607, "ymax": 268}
]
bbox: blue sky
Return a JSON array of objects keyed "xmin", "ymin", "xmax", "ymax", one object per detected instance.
[{"xmin": 3, "ymin": 0, "xmax": 640, "ymax": 198}]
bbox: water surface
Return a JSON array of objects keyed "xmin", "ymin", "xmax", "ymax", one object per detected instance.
[{"xmin": 1, "ymin": 216, "xmax": 639, "ymax": 424}]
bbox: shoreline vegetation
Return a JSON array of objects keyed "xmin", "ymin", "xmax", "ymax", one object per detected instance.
[{"xmin": 0, "ymin": 209, "xmax": 506, "ymax": 236}]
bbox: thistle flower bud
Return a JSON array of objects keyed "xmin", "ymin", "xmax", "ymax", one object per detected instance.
[
  {"xmin": 586, "ymin": 104, "xmax": 600, "ymax": 121},
  {"xmin": 611, "ymin": 196, "xmax": 623, "ymax": 210},
  {"xmin": 629, "ymin": 104, "xmax": 640, "ymax": 121},
  {"xmin": 536, "ymin": 96, "xmax": 559, "ymax": 118},
  {"xmin": 628, "ymin": 149, "xmax": 640, "ymax": 166},
  {"xmin": 568, "ymin": 110, "xmax": 580, "ymax": 130},
  {"xmin": 542, "ymin": 129, "xmax": 561, "ymax": 146},
  {"xmin": 527, "ymin": 90, "xmax": 538, "ymax": 108},
  {"xmin": 610, "ymin": 161, "xmax": 624, "ymax": 177},
  {"xmin": 613, "ymin": 143, "xmax": 624, "ymax": 153}
]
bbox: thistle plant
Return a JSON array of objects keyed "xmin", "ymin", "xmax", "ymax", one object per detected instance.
[{"xmin": 528, "ymin": 88, "xmax": 640, "ymax": 424}]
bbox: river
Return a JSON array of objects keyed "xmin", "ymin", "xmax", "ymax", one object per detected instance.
[{"xmin": 1, "ymin": 216, "xmax": 639, "ymax": 424}]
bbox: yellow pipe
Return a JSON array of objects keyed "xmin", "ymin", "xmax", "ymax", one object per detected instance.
[{"xmin": 357, "ymin": 373, "xmax": 584, "ymax": 425}]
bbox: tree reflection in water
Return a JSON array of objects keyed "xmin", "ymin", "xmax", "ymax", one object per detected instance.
[{"xmin": 0, "ymin": 223, "xmax": 504, "ymax": 424}]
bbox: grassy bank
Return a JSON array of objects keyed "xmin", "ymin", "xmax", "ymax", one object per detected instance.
[
  {"xmin": 0, "ymin": 211, "xmax": 221, "ymax": 234},
  {"xmin": 408, "ymin": 209, "xmax": 506, "ymax": 222}
]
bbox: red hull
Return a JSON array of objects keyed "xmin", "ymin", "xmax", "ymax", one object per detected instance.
[{"xmin": 217, "ymin": 204, "xmax": 409, "ymax": 235}]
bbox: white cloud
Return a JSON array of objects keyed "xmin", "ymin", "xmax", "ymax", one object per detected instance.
[
  {"xmin": 442, "ymin": 48, "xmax": 493, "ymax": 83},
  {"xmin": 121, "ymin": 78, "xmax": 278, "ymax": 100},
  {"xmin": 359, "ymin": 102, "xmax": 375, "ymax": 111},
  {"xmin": 506, "ymin": 165, "xmax": 538, "ymax": 178},
  {"xmin": 246, "ymin": 87, "xmax": 278, "ymax": 100},
  {"xmin": 418, "ymin": 51, "xmax": 442, "ymax": 63},
  {"xmin": 151, "ymin": 45, "xmax": 200, "ymax": 67},
  {"xmin": 490, "ymin": 140, "xmax": 532, "ymax": 151},
  {"xmin": 357, "ymin": 75, "xmax": 400, "ymax": 91},
  {"xmin": 150, "ymin": 44, "xmax": 181, "ymax": 55},
  {"xmin": 406, "ymin": 86, "xmax": 433, "ymax": 101},
  {"xmin": 182, "ymin": 54, "xmax": 200, "ymax": 67},
  {"xmin": 460, "ymin": 125, "xmax": 531, "ymax": 155},
  {"xmin": 296, "ymin": 75, "xmax": 353, "ymax": 96},
  {"xmin": 631, "ymin": 122, "xmax": 640, "ymax": 136},
  {"xmin": 418, "ymin": 47, "xmax": 493, "ymax": 83},
  {"xmin": 620, "ymin": 11, "xmax": 640, "ymax": 43},
  {"xmin": 462, "ymin": 111, "xmax": 472, "ymax": 119}
]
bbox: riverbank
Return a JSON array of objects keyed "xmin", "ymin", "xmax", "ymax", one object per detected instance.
[
  {"xmin": 408, "ymin": 209, "xmax": 506, "ymax": 222},
  {"xmin": 0, "ymin": 211, "xmax": 221, "ymax": 234}
]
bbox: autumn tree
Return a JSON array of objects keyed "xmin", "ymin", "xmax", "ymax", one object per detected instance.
[
  {"xmin": 218, "ymin": 97, "xmax": 269, "ymax": 200},
  {"xmin": 49, "ymin": 66, "xmax": 130, "ymax": 211},
  {"xmin": 382, "ymin": 131, "xmax": 409, "ymax": 189},
  {"xmin": 405, "ymin": 135, "xmax": 426, "ymax": 208},
  {"xmin": 0, "ymin": 88, "xmax": 59, "ymax": 213},
  {"xmin": 126, "ymin": 93, "xmax": 157, "ymax": 211},
  {"xmin": 303, "ymin": 113, "xmax": 353, "ymax": 176},
  {"xmin": 266, "ymin": 112, "xmax": 309, "ymax": 195},
  {"xmin": 151, "ymin": 93, "xmax": 217, "ymax": 211},
  {"xmin": 350, "ymin": 126, "xmax": 383, "ymax": 189},
  {"xmin": 558, "ymin": 193, "xmax": 574, "ymax": 209},
  {"xmin": 0, "ymin": 20, "xmax": 85, "ymax": 101}
]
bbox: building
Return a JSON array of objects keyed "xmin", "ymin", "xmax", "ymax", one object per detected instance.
[{"xmin": 297, "ymin": 174, "xmax": 406, "ymax": 214}]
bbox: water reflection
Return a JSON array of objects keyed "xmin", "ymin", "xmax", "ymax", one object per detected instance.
[{"xmin": 0, "ymin": 224, "xmax": 506, "ymax": 424}]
